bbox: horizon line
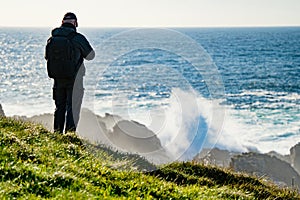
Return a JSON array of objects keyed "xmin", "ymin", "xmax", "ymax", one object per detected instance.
[{"xmin": 1, "ymin": 25, "xmax": 300, "ymax": 29}]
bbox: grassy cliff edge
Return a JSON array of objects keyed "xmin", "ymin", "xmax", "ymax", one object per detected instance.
[{"xmin": 0, "ymin": 117, "xmax": 299, "ymax": 199}]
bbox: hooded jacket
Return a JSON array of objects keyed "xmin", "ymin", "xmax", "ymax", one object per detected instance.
[{"xmin": 45, "ymin": 23, "xmax": 95, "ymax": 77}]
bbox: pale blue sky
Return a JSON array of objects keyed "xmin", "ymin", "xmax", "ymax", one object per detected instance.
[{"xmin": 0, "ymin": 0, "xmax": 299, "ymax": 27}]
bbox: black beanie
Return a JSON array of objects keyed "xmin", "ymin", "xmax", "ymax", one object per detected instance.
[{"xmin": 63, "ymin": 12, "xmax": 77, "ymax": 20}]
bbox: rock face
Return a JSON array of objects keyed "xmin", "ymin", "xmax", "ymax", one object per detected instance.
[
  {"xmin": 76, "ymin": 109, "xmax": 111, "ymax": 146},
  {"xmin": 109, "ymin": 120, "xmax": 163, "ymax": 153},
  {"xmin": 108, "ymin": 119, "xmax": 171, "ymax": 164},
  {"xmin": 230, "ymin": 152, "xmax": 300, "ymax": 188},
  {"xmin": 193, "ymin": 148, "xmax": 238, "ymax": 168},
  {"xmin": 267, "ymin": 151, "xmax": 291, "ymax": 164},
  {"xmin": 290, "ymin": 143, "xmax": 300, "ymax": 175},
  {"xmin": 0, "ymin": 104, "xmax": 5, "ymax": 117},
  {"xmin": 29, "ymin": 113, "xmax": 53, "ymax": 131},
  {"xmin": 193, "ymin": 144, "xmax": 300, "ymax": 188}
]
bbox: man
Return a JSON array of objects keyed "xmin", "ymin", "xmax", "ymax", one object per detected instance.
[{"xmin": 45, "ymin": 12, "xmax": 95, "ymax": 133}]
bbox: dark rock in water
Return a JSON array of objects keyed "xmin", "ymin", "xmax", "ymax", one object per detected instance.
[
  {"xmin": 290, "ymin": 143, "xmax": 300, "ymax": 175},
  {"xmin": 230, "ymin": 152, "xmax": 300, "ymax": 188},
  {"xmin": 0, "ymin": 104, "xmax": 5, "ymax": 117}
]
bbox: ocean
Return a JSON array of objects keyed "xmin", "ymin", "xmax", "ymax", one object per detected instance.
[{"xmin": 0, "ymin": 27, "xmax": 299, "ymax": 158}]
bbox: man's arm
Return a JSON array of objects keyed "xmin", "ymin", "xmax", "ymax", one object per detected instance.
[
  {"xmin": 86, "ymin": 49, "xmax": 95, "ymax": 60},
  {"xmin": 45, "ymin": 38, "xmax": 51, "ymax": 60},
  {"xmin": 76, "ymin": 34, "xmax": 95, "ymax": 60}
]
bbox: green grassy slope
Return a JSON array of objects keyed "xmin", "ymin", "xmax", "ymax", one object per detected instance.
[{"xmin": 0, "ymin": 117, "xmax": 299, "ymax": 199}]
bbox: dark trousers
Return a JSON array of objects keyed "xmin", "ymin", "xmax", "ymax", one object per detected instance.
[{"xmin": 53, "ymin": 77, "xmax": 83, "ymax": 133}]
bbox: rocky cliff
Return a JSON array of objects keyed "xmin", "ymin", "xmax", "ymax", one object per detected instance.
[
  {"xmin": 0, "ymin": 104, "xmax": 5, "ymax": 117},
  {"xmin": 193, "ymin": 148, "xmax": 238, "ymax": 168},
  {"xmin": 230, "ymin": 152, "xmax": 300, "ymax": 188},
  {"xmin": 290, "ymin": 143, "xmax": 300, "ymax": 175},
  {"xmin": 27, "ymin": 108, "xmax": 171, "ymax": 165}
]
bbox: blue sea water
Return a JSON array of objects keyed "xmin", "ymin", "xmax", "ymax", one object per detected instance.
[{"xmin": 0, "ymin": 27, "xmax": 299, "ymax": 156}]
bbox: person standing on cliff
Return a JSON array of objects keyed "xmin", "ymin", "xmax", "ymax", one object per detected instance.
[{"xmin": 45, "ymin": 12, "xmax": 95, "ymax": 133}]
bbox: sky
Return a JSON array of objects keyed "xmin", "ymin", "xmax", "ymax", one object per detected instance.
[{"xmin": 0, "ymin": 0, "xmax": 299, "ymax": 27}]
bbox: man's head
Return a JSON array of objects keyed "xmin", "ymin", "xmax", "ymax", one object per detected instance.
[{"xmin": 62, "ymin": 12, "xmax": 78, "ymax": 27}]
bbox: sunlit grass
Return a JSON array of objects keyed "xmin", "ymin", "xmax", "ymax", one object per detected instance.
[{"xmin": 0, "ymin": 116, "xmax": 299, "ymax": 199}]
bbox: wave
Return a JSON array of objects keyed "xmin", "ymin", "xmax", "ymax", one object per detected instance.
[
  {"xmin": 116, "ymin": 88, "xmax": 300, "ymax": 158},
  {"xmin": 101, "ymin": 88, "xmax": 248, "ymax": 160}
]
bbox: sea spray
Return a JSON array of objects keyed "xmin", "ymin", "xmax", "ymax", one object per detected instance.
[
  {"xmin": 150, "ymin": 88, "xmax": 205, "ymax": 160},
  {"xmin": 78, "ymin": 87, "xmax": 299, "ymax": 161},
  {"xmin": 125, "ymin": 88, "xmax": 260, "ymax": 159},
  {"xmin": 118, "ymin": 88, "xmax": 215, "ymax": 161}
]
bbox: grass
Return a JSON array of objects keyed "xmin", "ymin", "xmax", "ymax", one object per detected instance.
[{"xmin": 0, "ymin": 116, "xmax": 299, "ymax": 199}]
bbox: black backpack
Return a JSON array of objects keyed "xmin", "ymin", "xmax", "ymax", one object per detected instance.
[{"xmin": 46, "ymin": 32, "xmax": 78, "ymax": 79}]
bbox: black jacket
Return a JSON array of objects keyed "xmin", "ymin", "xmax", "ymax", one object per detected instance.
[{"xmin": 45, "ymin": 23, "xmax": 95, "ymax": 77}]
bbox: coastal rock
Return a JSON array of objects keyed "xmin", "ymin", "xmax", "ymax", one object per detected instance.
[
  {"xmin": 230, "ymin": 152, "xmax": 300, "ymax": 188},
  {"xmin": 193, "ymin": 148, "xmax": 238, "ymax": 168},
  {"xmin": 0, "ymin": 104, "xmax": 5, "ymax": 117},
  {"xmin": 28, "ymin": 113, "xmax": 53, "ymax": 131},
  {"xmin": 26, "ymin": 108, "xmax": 171, "ymax": 164},
  {"xmin": 290, "ymin": 143, "xmax": 300, "ymax": 175},
  {"xmin": 109, "ymin": 120, "xmax": 163, "ymax": 153},
  {"xmin": 108, "ymin": 120, "xmax": 171, "ymax": 164},
  {"xmin": 76, "ymin": 108, "xmax": 111, "ymax": 145},
  {"xmin": 27, "ymin": 109, "xmax": 115, "ymax": 146},
  {"xmin": 267, "ymin": 151, "xmax": 291, "ymax": 164},
  {"xmin": 98, "ymin": 113, "xmax": 123, "ymax": 132}
]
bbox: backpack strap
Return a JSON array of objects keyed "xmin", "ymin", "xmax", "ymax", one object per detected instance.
[{"xmin": 66, "ymin": 32, "xmax": 81, "ymax": 74}]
